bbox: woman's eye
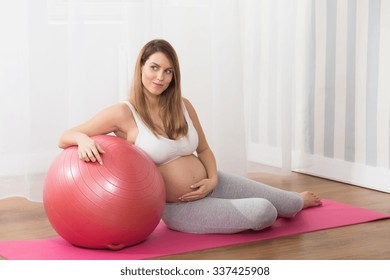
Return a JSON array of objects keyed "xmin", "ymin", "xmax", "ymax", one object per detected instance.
[
  {"xmin": 151, "ymin": 66, "xmax": 158, "ymax": 71},
  {"xmin": 165, "ymin": 69, "xmax": 173, "ymax": 74}
]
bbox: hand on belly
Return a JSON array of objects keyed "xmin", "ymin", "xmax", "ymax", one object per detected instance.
[
  {"xmin": 157, "ymin": 155, "xmax": 209, "ymax": 202},
  {"xmin": 178, "ymin": 178, "xmax": 217, "ymax": 202}
]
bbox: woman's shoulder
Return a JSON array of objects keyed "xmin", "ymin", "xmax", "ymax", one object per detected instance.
[
  {"xmin": 181, "ymin": 98, "xmax": 199, "ymax": 120},
  {"xmin": 182, "ymin": 97, "xmax": 194, "ymax": 111},
  {"xmin": 107, "ymin": 102, "xmax": 137, "ymax": 132},
  {"xmin": 96, "ymin": 102, "xmax": 135, "ymax": 123},
  {"xmin": 116, "ymin": 101, "xmax": 136, "ymax": 119}
]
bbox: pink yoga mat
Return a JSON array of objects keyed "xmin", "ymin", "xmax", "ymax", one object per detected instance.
[{"xmin": 1, "ymin": 199, "xmax": 389, "ymax": 260}]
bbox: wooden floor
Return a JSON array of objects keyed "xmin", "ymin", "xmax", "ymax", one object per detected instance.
[{"xmin": 1, "ymin": 170, "xmax": 390, "ymax": 260}]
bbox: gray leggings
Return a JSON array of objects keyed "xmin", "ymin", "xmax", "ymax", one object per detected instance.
[{"xmin": 162, "ymin": 171, "xmax": 304, "ymax": 234}]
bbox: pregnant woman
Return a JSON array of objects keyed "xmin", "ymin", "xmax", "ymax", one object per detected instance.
[{"xmin": 58, "ymin": 39, "xmax": 321, "ymax": 234}]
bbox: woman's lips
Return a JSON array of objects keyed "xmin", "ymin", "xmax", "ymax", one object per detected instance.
[{"xmin": 153, "ymin": 82, "xmax": 164, "ymax": 87}]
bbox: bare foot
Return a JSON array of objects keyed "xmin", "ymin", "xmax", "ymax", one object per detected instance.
[{"xmin": 300, "ymin": 191, "xmax": 322, "ymax": 208}]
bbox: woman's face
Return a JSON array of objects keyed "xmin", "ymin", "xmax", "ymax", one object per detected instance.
[{"xmin": 141, "ymin": 52, "xmax": 174, "ymax": 97}]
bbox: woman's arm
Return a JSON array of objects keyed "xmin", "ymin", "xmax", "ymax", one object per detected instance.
[
  {"xmin": 58, "ymin": 103, "xmax": 131, "ymax": 165},
  {"xmin": 178, "ymin": 98, "xmax": 218, "ymax": 201}
]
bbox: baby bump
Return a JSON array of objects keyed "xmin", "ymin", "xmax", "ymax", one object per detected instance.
[{"xmin": 158, "ymin": 155, "xmax": 207, "ymax": 202}]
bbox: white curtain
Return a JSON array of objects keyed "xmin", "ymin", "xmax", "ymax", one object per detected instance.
[
  {"xmin": 1, "ymin": 0, "xmax": 389, "ymax": 202},
  {"xmin": 244, "ymin": 0, "xmax": 390, "ymax": 192},
  {"xmin": 0, "ymin": 0, "xmax": 247, "ymax": 201}
]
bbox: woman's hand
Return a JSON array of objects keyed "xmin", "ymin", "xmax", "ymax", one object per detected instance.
[
  {"xmin": 77, "ymin": 135, "xmax": 105, "ymax": 165},
  {"xmin": 178, "ymin": 177, "xmax": 217, "ymax": 202}
]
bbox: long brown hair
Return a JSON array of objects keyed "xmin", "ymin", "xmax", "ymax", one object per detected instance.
[{"xmin": 129, "ymin": 39, "xmax": 187, "ymax": 140}]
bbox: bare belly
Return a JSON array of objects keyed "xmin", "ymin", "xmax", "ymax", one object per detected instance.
[{"xmin": 158, "ymin": 155, "xmax": 207, "ymax": 202}]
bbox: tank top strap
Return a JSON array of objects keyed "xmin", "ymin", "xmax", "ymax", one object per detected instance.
[
  {"xmin": 121, "ymin": 100, "xmax": 148, "ymax": 129},
  {"xmin": 181, "ymin": 101, "xmax": 193, "ymax": 126}
]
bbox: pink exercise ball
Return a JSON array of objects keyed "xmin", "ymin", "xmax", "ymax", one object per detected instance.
[{"xmin": 43, "ymin": 135, "xmax": 166, "ymax": 250}]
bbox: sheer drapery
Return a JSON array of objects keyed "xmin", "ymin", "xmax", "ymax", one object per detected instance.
[
  {"xmin": 243, "ymin": 0, "xmax": 390, "ymax": 192},
  {"xmin": 0, "ymin": 0, "xmax": 247, "ymax": 201},
  {"xmin": 1, "ymin": 0, "xmax": 389, "ymax": 202}
]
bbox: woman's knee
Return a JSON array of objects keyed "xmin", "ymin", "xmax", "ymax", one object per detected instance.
[{"xmin": 251, "ymin": 199, "xmax": 278, "ymax": 231}]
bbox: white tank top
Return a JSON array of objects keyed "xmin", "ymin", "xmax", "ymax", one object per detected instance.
[{"xmin": 122, "ymin": 101, "xmax": 199, "ymax": 165}]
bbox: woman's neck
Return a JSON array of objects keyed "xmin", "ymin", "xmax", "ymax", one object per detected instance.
[{"xmin": 144, "ymin": 93, "xmax": 161, "ymax": 114}]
